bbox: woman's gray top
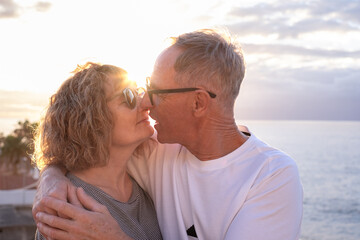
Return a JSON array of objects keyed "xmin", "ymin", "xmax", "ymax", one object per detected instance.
[{"xmin": 36, "ymin": 172, "xmax": 162, "ymax": 240}]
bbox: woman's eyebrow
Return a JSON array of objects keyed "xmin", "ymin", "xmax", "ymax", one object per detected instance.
[{"xmin": 107, "ymin": 90, "xmax": 123, "ymax": 101}]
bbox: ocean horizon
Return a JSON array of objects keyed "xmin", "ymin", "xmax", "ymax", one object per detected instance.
[{"xmin": 1, "ymin": 117, "xmax": 359, "ymax": 135}]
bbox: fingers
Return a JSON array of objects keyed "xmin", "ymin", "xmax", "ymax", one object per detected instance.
[
  {"xmin": 37, "ymin": 198, "xmax": 104, "ymax": 240},
  {"xmin": 41, "ymin": 196, "xmax": 81, "ymax": 219},
  {"xmin": 60, "ymin": 185, "xmax": 83, "ymax": 219},
  {"xmin": 37, "ymin": 222, "xmax": 71, "ymax": 240},
  {"xmin": 33, "ymin": 197, "xmax": 59, "ymax": 223},
  {"xmin": 68, "ymin": 185, "xmax": 82, "ymax": 207},
  {"xmin": 33, "ymin": 198, "xmax": 43, "ymax": 222},
  {"xmin": 36, "ymin": 212, "xmax": 73, "ymax": 232},
  {"xmin": 77, "ymin": 187, "xmax": 108, "ymax": 213}
]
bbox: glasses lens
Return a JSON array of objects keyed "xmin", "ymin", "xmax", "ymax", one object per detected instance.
[
  {"xmin": 123, "ymin": 88, "xmax": 136, "ymax": 109},
  {"xmin": 137, "ymin": 87, "xmax": 145, "ymax": 98}
]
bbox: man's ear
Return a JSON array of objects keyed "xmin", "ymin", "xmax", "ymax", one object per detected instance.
[{"xmin": 192, "ymin": 91, "xmax": 210, "ymax": 117}]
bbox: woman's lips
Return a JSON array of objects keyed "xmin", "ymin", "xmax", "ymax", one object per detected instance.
[{"xmin": 137, "ymin": 117, "xmax": 150, "ymax": 125}]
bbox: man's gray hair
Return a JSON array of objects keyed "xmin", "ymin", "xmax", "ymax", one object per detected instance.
[{"xmin": 171, "ymin": 29, "xmax": 245, "ymax": 109}]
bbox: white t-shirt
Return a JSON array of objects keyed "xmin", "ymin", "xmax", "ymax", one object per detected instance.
[{"xmin": 128, "ymin": 133, "xmax": 303, "ymax": 240}]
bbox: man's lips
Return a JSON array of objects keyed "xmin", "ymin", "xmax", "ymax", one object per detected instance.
[{"xmin": 149, "ymin": 113, "xmax": 157, "ymax": 123}]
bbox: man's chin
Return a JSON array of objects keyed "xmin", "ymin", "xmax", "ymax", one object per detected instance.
[
  {"xmin": 156, "ymin": 132, "xmax": 177, "ymax": 144},
  {"xmin": 154, "ymin": 126, "xmax": 167, "ymax": 143},
  {"xmin": 154, "ymin": 122, "xmax": 159, "ymax": 132},
  {"xmin": 154, "ymin": 126, "xmax": 163, "ymax": 142},
  {"xmin": 156, "ymin": 137, "xmax": 166, "ymax": 144}
]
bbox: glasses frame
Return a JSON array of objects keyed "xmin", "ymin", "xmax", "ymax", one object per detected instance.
[
  {"xmin": 146, "ymin": 77, "xmax": 216, "ymax": 105},
  {"xmin": 108, "ymin": 87, "xmax": 139, "ymax": 109}
]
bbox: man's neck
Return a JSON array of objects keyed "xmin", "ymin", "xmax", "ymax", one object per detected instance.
[{"xmin": 184, "ymin": 116, "xmax": 249, "ymax": 161}]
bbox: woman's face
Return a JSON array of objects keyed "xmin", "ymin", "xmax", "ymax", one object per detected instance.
[{"xmin": 105, "ymin": 78, "xmax": 154, "ymax": 149}]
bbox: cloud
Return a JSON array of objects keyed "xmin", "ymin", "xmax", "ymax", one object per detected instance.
[
  {"xmin": 228, "ymin": 0, "xmax": 360, "ymax": 38},
  {"xmin": 310, "ymin": 0, "xmax": 360, "ymax": 24},
  {"xmin": 235, "ymin": 65, "xmax": 360, "ymax": 120},
  {"xmin": 242, "ymin": 43, "xmax": 360, "ymax": 58},
  {"xmin": 34, "ymin": 1, "xmax": 51, "ymax": 12},
  {"xmin": 228, "ymin": 19, "xmax": 354, "ymax": 39},
  {"xmin": 0, "ymin": 90, "xmax": 49, "ymax": 119},
  {"xmin": 222, "ymin": 0, "xmax": 360, "ymax": 120},
  {"xmin": 0, "ymin": 0, "xmax": 51, "ymax": 18},
  {"xmin": 0, "ymin": 0, "xmax": 19, "ymax": 18}
]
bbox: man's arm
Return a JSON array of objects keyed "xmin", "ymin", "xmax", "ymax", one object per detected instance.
[
  {"xmin": 36, "ymin": 188, "xmax": 133, "ymax": 240},
  {"xmin": 32, "ymin": 165, "xmax": 80, "ymax": 221},
  {"xmin": 225, "ymin": 163, "xmax": 303, "ymax": 240}
]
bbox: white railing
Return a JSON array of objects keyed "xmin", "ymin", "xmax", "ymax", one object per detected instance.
[{"xmin": 0, "ymin": 182, "xmax": 37, "ymax": 206}]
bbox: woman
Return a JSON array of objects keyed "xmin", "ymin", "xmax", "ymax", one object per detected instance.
[{"xmin": 33, "ymin": 62, "xmax": 162, "ymax": 240}]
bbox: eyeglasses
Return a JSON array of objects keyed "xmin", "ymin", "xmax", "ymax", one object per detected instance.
[
  {"xmin": 123, "ymin": 88, "xmax": 138, "ymax": 109},
  {"xmin": 108, "ymin": 88, "xmax": 140, "ymax": 109},
  {"xmin": 145, "ymin": 77, "xmax": 216, "ymax": 105}
]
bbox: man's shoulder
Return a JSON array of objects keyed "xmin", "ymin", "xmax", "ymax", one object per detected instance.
[
  {"xmin": 130, "ymin": 139, "xmax": 184, "ymax": 167},
  {"xmin": 248, "ymin": 135, "xmax": 298, "ymax": 173}
]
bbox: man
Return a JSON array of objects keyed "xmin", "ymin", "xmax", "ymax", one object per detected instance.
[{"xmin": 33, "ymin": 29, "xmax": 303, "ymax": 239}]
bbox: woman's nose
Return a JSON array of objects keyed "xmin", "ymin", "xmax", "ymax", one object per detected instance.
[{"xmin": 139, "ymin": 91, "xmax": 153, "ymax": 110}]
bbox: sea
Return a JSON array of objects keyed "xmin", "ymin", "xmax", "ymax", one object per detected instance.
[
  {"xmin": 1, "ymin": 119, "xmax": 359, "ymax": 239},
  {"xmin": 240, "ymin": 120, "xmax": 360, "ymax": 240}
]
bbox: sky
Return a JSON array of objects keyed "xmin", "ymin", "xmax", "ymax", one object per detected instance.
[{"xmin": 1, "ymin": 0, "xmax": 360, "ymax": 133}]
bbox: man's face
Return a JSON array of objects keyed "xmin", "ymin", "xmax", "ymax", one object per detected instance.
[{"xmin": 141, "ymin": 47, "xmax": 194, "ymax": 144}]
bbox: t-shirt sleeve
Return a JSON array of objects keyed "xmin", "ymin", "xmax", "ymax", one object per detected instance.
[
  {"xmin": 225, "ymin": 159, "xmax": 303, "ymax": 240},
  {"xmin": 127, "ymin": 135, "xmax": 159, "ymax": 195}
]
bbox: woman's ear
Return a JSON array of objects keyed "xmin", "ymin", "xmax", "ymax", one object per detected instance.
[{"xmin": 192, "ymin": 91, "xmax": 210, "ymax": 117}]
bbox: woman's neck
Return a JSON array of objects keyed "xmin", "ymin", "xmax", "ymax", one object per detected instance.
[{"xmin": 72, "ymin": 147, "xmax": 134, "ymax": 202}]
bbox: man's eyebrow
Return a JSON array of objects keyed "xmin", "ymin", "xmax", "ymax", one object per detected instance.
[{"xmin": 149, "ymin": 82, "xmax": 160, "ymax": 89}]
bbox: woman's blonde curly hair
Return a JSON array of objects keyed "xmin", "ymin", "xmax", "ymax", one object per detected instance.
[{"xmin": 33, "ymin": 62, "xmax": 128, "ymax": 171}]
